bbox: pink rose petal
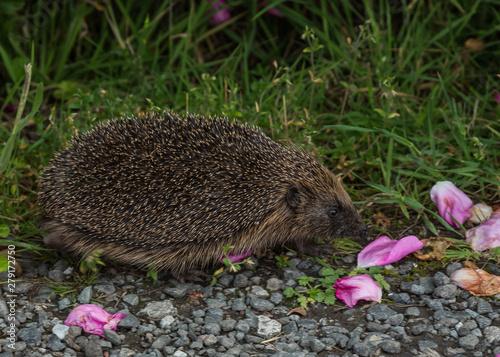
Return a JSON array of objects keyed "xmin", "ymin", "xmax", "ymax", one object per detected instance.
[
  {"xmin": 430, "ymin": 181, "xmax": 473, "ymax": 228},
  {"xmin": 219, "ymin": 248, "xmax": 254, "ymax": 264},
  {"xmin": 65, "ymin": 304, "xmax": 126, "ymax": 338},
  {"xmin": 357, "ymin": 235, "xmax": 423, "ymax": 268},
  {"xmin": 465, "ymin": 211, "xmax": 500, "ymax": 251},
  {"xmin": 260, "ymin": 0, "xmax": 284, "ymax": 17},
  {"xmin": 334, "ymin": 274, "xmax": 382, "ymax": 308},
  {"xmin": 207, "ymin": 0, "xmax": 231, "ymax": 25}
]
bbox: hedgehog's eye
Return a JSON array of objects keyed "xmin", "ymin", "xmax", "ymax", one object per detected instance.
[{"xmin": 328, "ymin": 209, "xmax": 338, "ymax": 218}]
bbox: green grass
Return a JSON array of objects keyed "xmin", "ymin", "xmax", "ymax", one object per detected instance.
[{"xmin": 1, "ymin": 0, "xmax": 499, "ymax": 260}]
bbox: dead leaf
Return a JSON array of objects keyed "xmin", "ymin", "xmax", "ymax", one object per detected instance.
[
  {"xmin": 287, "ymin": 306, "xmax": 307, "ymax": 317},
  {"xmin": 373, "ymin": 211, "xmax": 391, "ymax": 229},
  {"xmin": 464, "ymin": 38, "xmax": 485, "ymax": 52},
  {"xmin": 451, "ymin": 268, "xmax": 500, "ymax": 296},
  {"xmin": 188, "ymin": 291, "xmax": 203, "ymax": 303},
  {"xmin": 463, "ymin": 261, "xmax": 478, "ymax": 269},
  {"xmin": 413, "ymin": 237, "xmax": 451, "ymax": 261}
]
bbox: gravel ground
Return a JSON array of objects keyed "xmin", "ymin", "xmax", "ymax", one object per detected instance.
[{"xmin": 1, "ymin": 251, "xmax": 500, "ymax": 357}]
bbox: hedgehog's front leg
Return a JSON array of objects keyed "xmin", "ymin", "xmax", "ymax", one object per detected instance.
[
  {"xmin": 293, "ymin": 239, "xmax": 333, "ymax": 258},
  {"xmin": 170, "ymin": 267, "xmax": 211, "ymax": 284}
]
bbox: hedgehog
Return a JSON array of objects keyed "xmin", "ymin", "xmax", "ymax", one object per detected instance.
[{"xmin": 38, "ymin": 112, "xmax": 367, "ymax": 281}]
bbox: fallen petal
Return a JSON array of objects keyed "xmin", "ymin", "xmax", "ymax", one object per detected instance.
[
  {"xmin": 220, "ymin": 248, "xmax": 254, "ymax": 264},
  {"xmin": 334, "ymin": 274, "xmax": 382, "ymax": 308},
  {"xmin": 207, "ymin": 0, "xmax": 231, "ymax": 24},
  {"xmin": 357, "ymin": 235, "xmax": 423, "ymax": 268},
  {"xmin": 465, "ymin": 211, "xmax": 500, "ymax": 251},
  {"xmin": 468, "ymin": 203, "xmax": 493, "ymax": 224},
  {"xmin": 65, "ymin": 304, "xmax": 126, "ymax": 338},
  {"xmin": 260, "ymin": 0, "xmax": 284, "ymax": 17},
  {"xmin": 430, "ymin": 181, "xmax": 473, "ymax": 228},
  {"xmin": 450, "ymin": 268, "xmax": 500, "ymax": 296}
]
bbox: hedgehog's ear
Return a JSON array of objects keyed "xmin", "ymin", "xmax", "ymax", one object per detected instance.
[{"xmin": 286, "ymin": 185, "xmax": 302, "ymax": 209}]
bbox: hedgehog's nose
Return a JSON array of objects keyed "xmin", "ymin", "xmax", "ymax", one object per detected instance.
[{"xmin": 360, "ymin": 227, "xmax": 369, "ymax": 239}]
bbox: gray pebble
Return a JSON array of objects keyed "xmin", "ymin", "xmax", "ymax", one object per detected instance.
[
  {"xmin": 476, "ymin": 315, "xmax": 492, "ymax": 329},
  {"xmin": 433, "ymin": 271, "xmax": 451, "ymax": 286},
  {"xmin": 220, "ymin": 319, "xmax": 236, "ymax": 332},
  {"xmin": 83, "ymin": 339, "xmax": 103, "ymax": 357},
  {"xmin": 118, "ymin": 314, "xmax": 140, "ymax": 328},
  {"xmin": 52, "ymin": 323, "xmax": 69, "ymax": 340},
  {"xmin": 476, "ymin": 299, "xmax": 493, "ymax": 314},
  {"xmin": 68, "ymin": 325, "xmax": 83, "ymax": 337},
  {"xmin": 204, "ymin": 334, "xmax": 218, "ymax": 346},
  {"xmin": 204, "ymin": 323, "xmax": 221, "ymax": 335},
  {"xmin": 390, "ymin": 292, "xmax": 411, "ymax": 304},
  {"xmin": 284, "ymin": 321, "xmax": 298, "ymax": 334},
  {"xmin": 103, "ymin": 329, "xmax": 123, "ymax": 345},
  {"xmin": 382, "ymin": 340, "xmax": 401, "ymax": 353},
  {"xmin": 58, "ymin": 297, "xmax": 71, "ymax": 310},
  {"xmin": 77, "ymin": 286, "xmax": 93, "ymax": 304},
  {"xmin": 95, "ymin": 283, "xmax": 116, "ymax": 295},
  {"xmin": 266, "ymin": 278, "xmax": 284, "ymax": 291},
  {"xmin": 269, "ymin": 292, "xmax": 283, "ymax": 305},
  {"xmin": 483, "ymin": 326, "xmax": 500, "ymax": 344},
  {"xmin": 458, "ymin": 334, "xmax": 479, "ymax": 350},
  {"xmin": 309, "ymin": 337, "xmax": 325, "ymax": 352},
  {"xmin": 367, "ymin": 304, "xmax": 397, "ymax": 321},
  {"xmin": 139, "ymin": 300, "xmax": 177, "ymax": 319},
  {"xmin": 283, "ymin": 268, "xmax": 305, "ymax": 280},
  {"xmin": 418, "ymin": 339, "xmax": 438, "ymax": 350},
  {"xmin": 233, "ymin": 274, "xmax": 249, "ymax": 288},
  {"xmin": 122, "ymin": 294, "xmax": 139, "ymax": 306},
  {"xmin": 216, "ymin": 274, "xmax": 234, "ymax": 287},
  {"xmin": 204, "ymin": 312, "xmax": 223, "ymax": 324},
  {"xmin": 48, "ymin": 269, "xmax": 65, "ymax": 282},
  {"xmin": 405, "ymin": 307, "xmax": 420, "ymax": 317},
  {"xmin": 173, "ymin": 334, "xmax": 191, "ymax": 347},
  {"xmin": 249, "ymin": 297, "xmax": 274, "ymax": 312},
  {"xmin": 163, "ymin": 287, "xmax": 188, "ymax": 298},
  {"xmin": 47, "ymin": 334, "xmax": 66, "ymax": 351},
  {"xmin": 296, "ymin": 319, "xmax": 318, "ymax": 330},
  {"xmin": 367, "ymin": 322, "xmax": 390, "ymax": 332},
  {"xmin": 231, "ymin": 298, "xmax": 246, "ymax": 311},
  {"xmin": 218, "ymin": 335, "xmax": 235, "ymax": 348},
  {"xmin": 446, "ymin": 262, "xmax": 463, "ymax": 276},
  {"xmin": 18, "ymin": 327, "xmax": 41, "ymax": 344},
  {"xmin": 433, "ymin": 283, "xmax": 458, "ymax": 299},
  {"xmin": 386, "ymin": 313, "xmax": 404, "ymax": 326},
  {"xmin": 235, "ymin": 321, "xmax": 250, "ymax": 333},
  {"xmin": 257, "ymin": 315, "xmax": 281, "ymax": 338}
]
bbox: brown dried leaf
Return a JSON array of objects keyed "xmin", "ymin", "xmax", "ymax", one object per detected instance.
[
  {"xmin": 451, "ymin": 268, "xmax": 500, "ymax": 296},
  {"xmin": 287, "ymin": 306, "xmax": 307, "ymax": 317},
  {"xmin": 373, "ymin": 211, "xmax": 391, "ymax": 229},
  {"xmin": 188, "ymin": 291, "xmax": 203, "ymax": 303},
  {"xmin": 464, "ymin": 38, "xmax": 485, "ymax": 52},
  {"xmin": 463, "ymin": 261, "xmax": 478, "ymax": 269},
  {"xmin": 413, "ymin": 237, "xmax": 451, "ymax": 261}
]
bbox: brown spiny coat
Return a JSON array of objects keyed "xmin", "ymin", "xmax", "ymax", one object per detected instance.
[{"xmin": 38, "ymin": 113, "xmax": 367, "ymax": 280}]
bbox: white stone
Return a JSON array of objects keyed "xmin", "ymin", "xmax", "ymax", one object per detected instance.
[
  {"xmin": 139, "ymin": 300, "xmax": 177, "ymax": 319},
  {"xmin": 257, "ymin": 315, "xmax": 282, "ymax": 339},
  {"xmin": 160, "ymin": 315, "xmax": 176, "ymax": 329},
  {"xmin": 52, "ymin": 323, "xmax": 69, "ymax": 340}
]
